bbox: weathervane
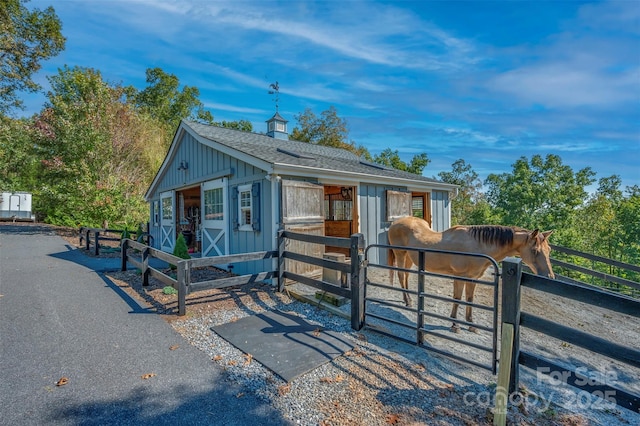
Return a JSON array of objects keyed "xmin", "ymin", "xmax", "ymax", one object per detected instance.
[{"xmin": 268, "ymin": 81, "xmax": 280, "ymax": 111}]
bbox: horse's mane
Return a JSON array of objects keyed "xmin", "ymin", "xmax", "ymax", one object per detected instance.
[{"xmin": 468, "ymin": 225, "xmax": 526, "ymax": 247}]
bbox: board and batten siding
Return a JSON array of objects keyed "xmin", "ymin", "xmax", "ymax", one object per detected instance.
[
  {"xmin": 430, "ymin": 190, "xmax": 451, "ymax": 232},
  {"xmin": 147, "ymin": 131, "xmax": 273, "ymax": 276},
  {"xmin": 358, "ymin": 183, "xmax": 407, "ymax": 265}
]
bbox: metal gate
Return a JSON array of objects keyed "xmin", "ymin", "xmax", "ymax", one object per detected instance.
[{"xmin": 363, "ymin": 244, "xmax": 500, "ymax": 373}]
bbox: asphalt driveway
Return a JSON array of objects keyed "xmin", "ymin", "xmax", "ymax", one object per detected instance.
[{"xmin": 0, "ymin": 224, "xmax": 288, "ymax": 425}]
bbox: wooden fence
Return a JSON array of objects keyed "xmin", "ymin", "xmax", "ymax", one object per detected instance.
[
  {"xmin": 277, "ymin": 230, "xmax": 366, "ymax": 330},
  {"xmin": 550, "ymin": 244, "xmax": 640, "ymax": 298},
  {"xmin": 501, "ymin": 257, "xmax": 640, "ymax": 413},
  {"xmin": 121, "ymin": 238, "xmax": 277, "ymax": 316},
  {"xmin": 79, "ymin": 227, "xmax": 139, "ymax": 256}
]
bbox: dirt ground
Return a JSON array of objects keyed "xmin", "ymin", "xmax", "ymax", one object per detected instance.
[{"xmin": 49, "ymin": 225, "xmax": 639, "ymax": 425}]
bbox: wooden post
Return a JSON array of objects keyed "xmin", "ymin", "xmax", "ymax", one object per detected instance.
[
  {"xmin": 494, "ymin": 323, "xmax": 514, "ymax": 426},
  {"xmin": 277, "ymin": 228, "xmax": 285, "ymax": 292},
  {"xmin": 94, "ymin": 231, "xmax": 100, "ymax": 256},
  {"xmin": 501, "ymin": 257, "xmax": 522, "ymax": 395},
  {"xmin": 121, "ymin": 239, "xmax": 128, "ymax": 271},
  {"xmin": 177, "ymin": 260, "xmax": 187, "ymax": 316},
  {"xmin": 142, "ymin": 246, "xmax": 150, "ymax": 287},
  {"xmin": 350, "ymin": 233, "xmax": 365, "ymax": 331},
  {"xmin": 79, "ymin": 227, "xmax": 84, "ymax": 246},
  {"xmin": 85, "ymin": 229, "xmax": 90, "ymax": 251}
]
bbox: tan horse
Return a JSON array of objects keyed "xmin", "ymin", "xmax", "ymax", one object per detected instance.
[{"xmin": 388, "ymin": 216, "xmax": 554, "ymax": 332}]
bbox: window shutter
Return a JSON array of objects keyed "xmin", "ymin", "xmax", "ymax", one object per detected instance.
[
  {"xmin": 231, "ymin": 186, "xmax": 239, "ymax": 230},
  {"xmin": 251, "ymin": 182, "xmax": 261, "ymax": 231}
]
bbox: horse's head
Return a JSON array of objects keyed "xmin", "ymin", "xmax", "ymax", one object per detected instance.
[{"xmin": 519, "ymin": 229, "xmax": 555, "ymax": 278}]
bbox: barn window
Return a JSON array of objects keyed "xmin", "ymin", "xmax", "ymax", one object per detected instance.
[
  {"xmin": 204, "ymin": 187, "xmax": 224, "ymax": 221},
  {"xmin": 162, "ymin": 197, "xmax": 172, "ymax": 220},
  {"xmin": 412, "ymin": 196, "xmax": 424, "ymax": 218},
  {"xmin": 238, "ymin": 184, "xmax": 253, "ymax": 231}
]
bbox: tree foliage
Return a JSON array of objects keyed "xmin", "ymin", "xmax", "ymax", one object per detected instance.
[
  {"xmin": 291, "ymin": 106, "xmax": 430, "ymax": 174},
  {"xmin": 373, "ymin": 149, "xmax": 430, "ymax": 175},
  {"xmin": 0, "ymin": 0, "xmax": 65, "ymax": 114},
  {"xmin": 134, "ymin": 67, "xmax": 213, "ymax": 134},
  {"xmin": 485, "ymin": 154, "xmax": 595, "ymax": 234},
  {"xmin": 438, "ymin": 159, "xmax": 495, "ymax": 225}
]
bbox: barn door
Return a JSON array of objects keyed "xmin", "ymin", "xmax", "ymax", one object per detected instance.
[
  {"xmin": 201, "ymin": 178, "xmax": 228, "ymax": 257},
  {"xmin": 281, "ymin": 180, "xmax": 325, "ymax": 277},
  {"xmin": 160, "ymin": 191, "xmax": 175, "ymax": 252}
]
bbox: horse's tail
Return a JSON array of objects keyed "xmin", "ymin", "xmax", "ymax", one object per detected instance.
[{"xmin": 388, "ymin": 248, "xmax": 396, "ymax": 286}]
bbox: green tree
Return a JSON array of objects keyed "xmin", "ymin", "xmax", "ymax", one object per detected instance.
[
  {"xmin": 485, "ymin": 154, "xmax": 595, "ymax": 235},
  {"xmin": 290, "ymin": 106, "xmax": 371, "ymax": 158},
  {"xmin": 134, "ymin": 67, "xmax": 213, "ymax": 134},
  {"xmin": 373, "ymin": 148, "xmax": 430, "ymax": 175},
  {"xmin": 216, "ymin": 119, "xmax": 252, "ymax": 132},
  {"xmin": 438, "ymin": 159, "xmax": 495, "ymax": 225},
  {"xmin": 33, "ymin": 65, "xmax": 158, "ymax": 227},
  {"xmin": 0, "ymin": 0, "xmax": 65, "ymax": 114},
  {"xmin": 0, "ymin": 115, "xmax": 39, "ymax": 190}
]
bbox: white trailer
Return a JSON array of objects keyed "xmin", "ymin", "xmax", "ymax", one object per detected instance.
[{"xmin": 0, "ymin": 192, "xmax": 35, "ymax": 221}]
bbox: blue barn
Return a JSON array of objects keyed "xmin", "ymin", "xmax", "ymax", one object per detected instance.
[{"xmin": 144, "ymin": 113, "xmax": 457, "ymax": 277}]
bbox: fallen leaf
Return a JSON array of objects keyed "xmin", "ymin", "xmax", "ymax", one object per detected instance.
[
  {"xmin": 169, "ymin": 344, "xmax": 179, "ymax": 351},
  {"xmin": 313, "ymin": 328, "xmax": 322, "ymax": 336},
  {"xmin": 228, "ymin": 360, "xmax": 237, "ymax": 366},
  {"xmin": 56, "ymin": 377, "xmax": 69, "ymax": 386},
  {"xmin": 213, "ymin": 355, "xmax": 223, "ymax": 361},
  {"xmin": 243, "ymin": 354, "xmax": 253, "ymax": 366},
  {"xmin": 141, "ymin": 373, "xmax": 156, "ymax": 380},
  {"xmin": 335, "ymin": 375, "xmax": 345, "ymax": 383},
  {"xmin": 278, "ymin": 383, "xmax": 291, "ymax": 396},
  {"xmin": 320, "ymin": 377, "xmax": 333, "ymax": 383},
  {"xmin": 386, "ymin": 413, "xmax": 401, "ymax": 424}
]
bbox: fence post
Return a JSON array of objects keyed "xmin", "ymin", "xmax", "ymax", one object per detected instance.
[
  {"xmin": 177, "ymin": 260, "xmax": 188, "ymax": 316},
  {"xmin": 277, "ymin": 228, "xmax": 285, "ymax": 292},
  {"xmin": 142, "ymin": 246, "xmax": 150, "ymax": 287},
  {"xmin": 417, "ymin": 251, "xmax": 425, "ymax": 344},
  {"xmin": 79, "ymin": 227, "xmax": 84, "ymax": 246},
  {"xmin": 94, "ymin": 231, "xmax": 100, "ymax": 256},
  {"xmin": 121, "ymin": 238, "xmax": 128, "ymax": 271},
  {"xmin": 85, "ymin": 229, "xmax": 90, "ymax": 251},
  {"xmin": 501, "ymin": 257, "xmax": 522, "ymax": 395},
  {"xmin": 350, "ymin": 233, "xmax": 365, "ymax": 331}
]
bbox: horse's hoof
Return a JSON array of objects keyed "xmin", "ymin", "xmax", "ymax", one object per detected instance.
[
  {"xmin": 451, "ymin": 325, "xmax": 460, "ymax": 333},
  {"xmin": 469, "ymin": 326, "xmax": 478, "ymax": 333}
]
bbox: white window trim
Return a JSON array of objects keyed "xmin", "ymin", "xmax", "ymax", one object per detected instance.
[{"xmin": 238, "ymin": 184, "xmax": 253, "ymax": 231}]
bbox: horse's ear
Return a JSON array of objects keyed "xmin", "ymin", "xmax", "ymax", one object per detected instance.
[
  {"xmin": 542, "ymin": 230, "xmax": 553, "ymax": 240},
  {"xmin": 530, "ymin": 229, "xmax": 540, "ymax": 240}
]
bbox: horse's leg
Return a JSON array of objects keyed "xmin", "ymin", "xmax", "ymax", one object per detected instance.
[
  {"xmin": 465, "ymin": 281, "xmax": 478, "ymax": 333},
  {"xmin": 450, "ymin": 279, "xmax": 464, "ymax": 333},
  {"xmin": 388, "ymin": 249, "xmax": 396, "ymax": 287}
]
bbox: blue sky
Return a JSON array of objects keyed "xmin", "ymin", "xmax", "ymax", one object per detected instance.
[{"xmin": 20, "ymin": 0, "xmax": 640, "ymax": 189}]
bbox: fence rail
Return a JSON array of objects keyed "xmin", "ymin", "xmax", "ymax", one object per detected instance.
[
  {"xmin": 550, "ymin": 244, "xmax": 640, "ymax": 297},
  {"xmin": 79, "ymin": 227, "xmax": 138, "ymax": 256},
  {"xmin": 501, "ymin": 258, "xmax": 640, "ymax": 413},
  {"xmin": 277, "ymin": 229, "xmax": 366, "ymax": 330},
  {"xmin": 121, "ymin": 238, "xmax": 277, "ymax": 316}
]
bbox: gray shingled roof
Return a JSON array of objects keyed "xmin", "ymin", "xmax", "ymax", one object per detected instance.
[{"xmin": 184, "ymin": 120, "xmax": 447, "ymax": 184}]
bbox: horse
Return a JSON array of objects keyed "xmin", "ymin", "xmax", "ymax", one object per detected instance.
[{"xmin": 387, "ymin": 216, "xmax": 554, "ymax": 333}]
